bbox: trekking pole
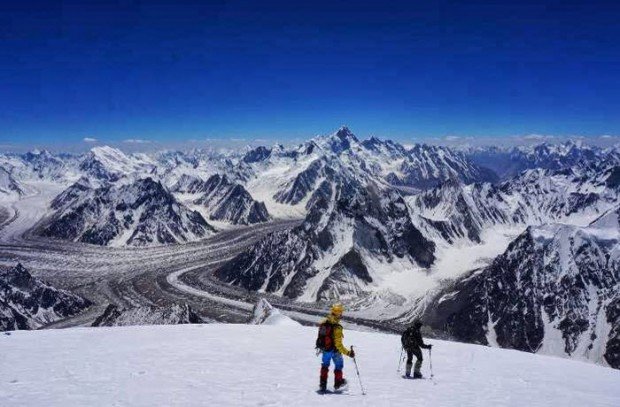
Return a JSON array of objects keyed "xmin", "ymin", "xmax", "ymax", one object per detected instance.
[
  {"xmin": 397, "ymin": 347, "xmax": 404, "ymax": 373},
  {"xmin": 351, "ymin": 346, "xmax": 366, "ymax": 395},
  {"xmin": 429, "ymin": 348, "xmax": 434, "ymax": 378}
]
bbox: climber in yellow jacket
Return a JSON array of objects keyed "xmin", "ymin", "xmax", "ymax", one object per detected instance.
[{"xmin": 315, "ymin": 303, "xmax": 355, "ymax": 392}]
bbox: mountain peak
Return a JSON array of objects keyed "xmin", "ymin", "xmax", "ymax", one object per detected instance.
[
  {"xmin": 334, "ymin": 126, "xmax": 357, "ymax": 141},
  {"xmin": 311, "ymin": 126, "xmax": 359, "ymax": 155}
]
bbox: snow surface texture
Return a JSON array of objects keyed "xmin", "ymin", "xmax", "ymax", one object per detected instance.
[
  {"xmin": 250, "ymin": 298, "xmax": 301, "ymax": 326},
  {"xmin": 0, "ymin": 324, "xmax": 618, "ymax": 406}
]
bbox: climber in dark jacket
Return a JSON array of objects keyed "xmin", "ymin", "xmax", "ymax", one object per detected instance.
[{"xmin": 401, "ymin": 320, "xmax": 432, "ymax": 378}]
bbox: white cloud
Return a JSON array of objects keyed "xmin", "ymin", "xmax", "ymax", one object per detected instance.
[
  {"xmin": 83, "ymin": 137, "xmax": 97, "ymax": 143},
  {"xmin": 123, "ymin": 139, "xmax": 151, "ymax": 144},
  {"xmin": 600, "ymin": 135, "xmax": 616, "ymax": 139},
  {"xmin": 522, "ymin": 134, "xmax": 555, "ymax": 141},
  {"xmin": 444, "ymin": 136, "xmax": 461, "ymax": 141}
]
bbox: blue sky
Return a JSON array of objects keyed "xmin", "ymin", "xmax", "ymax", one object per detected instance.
[{"xmin": 1, "ymin": 0, "xmax": 619, "ymax": 148}]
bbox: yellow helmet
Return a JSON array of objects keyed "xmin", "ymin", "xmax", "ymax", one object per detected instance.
[{"xmin": 330, "ymin": 303, "xmax": 344, "ymax": 316}]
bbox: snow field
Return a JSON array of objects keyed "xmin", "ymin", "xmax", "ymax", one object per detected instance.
[{"xmin": 1, "ymin": 324, "xmax": 618, "ymax": 407}]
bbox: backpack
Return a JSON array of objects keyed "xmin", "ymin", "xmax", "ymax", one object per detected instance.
[
  {"xmin": 401, "ymin": 327, "xmax": 419, "ymax": 349},
  {"xmin": 316, "ymin": 321, "xmax": 335, "ymax": 351}
]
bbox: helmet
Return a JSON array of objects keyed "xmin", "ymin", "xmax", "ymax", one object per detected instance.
[
  {"xmin": 412, "ymin": 320, "xmax": 423, "ymax": 329},
  {"xmin": 330, "ymin": 303, "xmax": 344, "ymax": 317}
]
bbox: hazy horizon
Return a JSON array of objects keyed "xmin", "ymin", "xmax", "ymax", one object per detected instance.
[{"xmin": 1, "ymin": 126, "xmax": 618, "ymax": 154}]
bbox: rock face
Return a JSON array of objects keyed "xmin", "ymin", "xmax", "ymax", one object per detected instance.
[
  {"xmin": 423, "ymin": 208, "xmax": 620, "ymax": 369},
  {"xmin": 243, "ymin": 146, "xmax": 272, "ymax": 164},
  {"xmin": 193, "ymin": 174, "xmax": 270, "ymax": 224},
  {"xmin": 216, "ymin": 178, "xmax": 435, "ymax": 301},
  {"xmin": 170, "ymin": 174, "xmax": 209, "ymax": 194},
  {"xmin": 0, "ymin": 264, "xmax": 91, "ymax": 331},
  {"xmin": 91, "ymin": 304, "xmax": 202, "ymax": 327},
  {"xmin": 41, "ymin": 177, "xmax": 215, "ymax": 246}
]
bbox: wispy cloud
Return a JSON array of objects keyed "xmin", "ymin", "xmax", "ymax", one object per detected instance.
[
  {"xmin": 123, "ymin": 139, "xmax": 151, "ymax": 144},
  {"xmin": 444, "ymin": 135, "xmax": 461, "ymax": 141},
  {"xmin": 521, "ymin": 134, "xmax": 555, "ymax": 141},
  {"xmin": 83, "ymin": 137, "xmax": 97, "ymax": 143}
]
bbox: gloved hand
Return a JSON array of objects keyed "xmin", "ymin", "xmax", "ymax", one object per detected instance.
[
  {"xmin": 427, "ymin": 344, "xmax": 433, "ymax": 349},
  {"xmin": 349, "ymin": 349, "xmax": 356, "ymax": 358}
]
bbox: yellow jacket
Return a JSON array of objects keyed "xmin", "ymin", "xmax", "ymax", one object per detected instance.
[{"xmin": 324, "ymin": 314, "xmax": 351, "ymax": 356}]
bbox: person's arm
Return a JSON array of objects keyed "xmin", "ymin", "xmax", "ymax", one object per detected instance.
[
  {"xmin": 333, "ymin": 325, "xmax": 352, "ymax": 356},
  {"xmin": 417, "ymin": 331, "xmax": 432, "ymax": 349}
]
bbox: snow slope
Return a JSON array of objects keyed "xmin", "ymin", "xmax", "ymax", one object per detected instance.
[
  {"xmin": 250, "ymin": 298, "xmax": 301, "ymax": 326},
  {"xmin": 0, "ymin": 324, "xmax": 618, "ymax": 407}
]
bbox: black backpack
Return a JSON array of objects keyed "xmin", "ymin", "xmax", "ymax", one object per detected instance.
[
  {"xmin": 316, "ymin": 321, "xmax": 335, "ymax": 351},
  {"xmin": 401, "ymin": 327, "xmax": 419, "ymax": 349}
]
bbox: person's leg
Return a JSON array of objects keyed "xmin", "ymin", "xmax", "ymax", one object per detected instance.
[
  {"xmin": 405, "ymin": 349, "xmax": 413, "ymax": 377},
  {"xmin": 320, "ymin": 351, "xmax": 332, "ymax": 390},
  {"xmin": 333, "ymin": 352, "xmax": 345, "ymax": 388},
  {"xmin": 413, "ymin": 348, "xmax": 424, "ymax": 378}
]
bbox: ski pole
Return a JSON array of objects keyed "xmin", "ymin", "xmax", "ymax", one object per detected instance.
[
  {"xmin": 428, "ymin": 348, "xmax": 434, "ymax": 378},
  {"xmin": 397, "ymin": 347, "xmax": 404, "ymax": 373},
  {"xmin": 351, "ymin": 346, "xmax": 366, "ymax": 395}
]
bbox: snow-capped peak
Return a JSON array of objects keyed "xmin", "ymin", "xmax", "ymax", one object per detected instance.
[
  {"xmin": 80, "ymin": 145, "xmax": 155, "ymax": 182},
  {"xmin": 312, "ymin": 126, "xmax": 360, "ymax": 155},
  {"xmin": 88, "ymin": 146, "xmax": 132, "ymax": 167}
]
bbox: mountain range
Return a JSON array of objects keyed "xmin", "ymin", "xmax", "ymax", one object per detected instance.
[{"xmin": 1, "ymin": 127, "xmax": 618, "ymax": 368}]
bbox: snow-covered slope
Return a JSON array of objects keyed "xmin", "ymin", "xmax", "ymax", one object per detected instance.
[
  {"xmin": 216, "ymin": 179, "xmax": 435, "ymax": 301},
  {"xmin": 250, "ymin": 298, "xmax": 300, "ymax": 326},
  {"xmin": 1, "ymin": 324, "xmax": 618, "ymax": 406},
  {"xmin": 0, "ymin": 150, "xmax": 81, "ymax": 184},
  {"xmin": 40, "ymin": 177, "xmax": 215, "ymax": 246},
  {"xmin": 0, "ymin": 263, "xmax": 90, "ymax": 331},
  {"xmin": 463, "ymin": 141, "xmax": 615, "ymax": 180},
  {"xmin": 192, "ymin": 174, "xmax": 270, "ymax": 225},
  {"xmin": 79, "ymin": 146, "xmax": 155, "ymax": 182},
  {"xmin": 422, "ymin": 207, "xmax": 620, "ymax": 368},
  {"xmin": 0, "ymin": 166, "xmax": 24, "ymax": 198},
  {"xmin": 410, "ymin": 164, "xmax": 620, "ymax": 245},
  {"xmin": 156, "ymin": 149, "xmax": 241, "ymax": 188},
  {"xmin": 239, "ymin": 127, "xmax": 497, "ymax": 219}
]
